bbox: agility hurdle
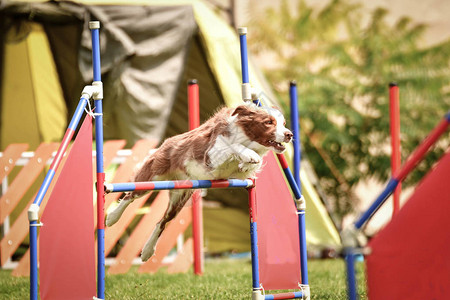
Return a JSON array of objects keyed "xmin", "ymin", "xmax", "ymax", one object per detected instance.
[
  {"xmin": 105, "ymin": 170, "xmax": 309, "ymax": 300},
  {"xmin": 105, "ymin": 27, "xmax": 310, "ymax": 300},
  {"xmin": 238, "ymin": 27, "xmax": 309, "ymax": 299},
  {"xmin": 27, "ymin": 21, "xmax": 198, "ymax": 299},
  {"xmin": 344, "ymin": 110, "xmax": 450, "ymax": 299},
  {"xmin": 26, "ymin": 20, "xmax": 311, "ymax": 299}
]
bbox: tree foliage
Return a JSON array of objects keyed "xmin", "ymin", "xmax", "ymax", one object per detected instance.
[{"xmin": 249, "ymin": 0, "xmax": 450, "ymax": 222}]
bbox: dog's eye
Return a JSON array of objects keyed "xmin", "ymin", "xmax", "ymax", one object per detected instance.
[{"xmin": 265, "ymin": 120, "xmax": 273, "ymax": 125}]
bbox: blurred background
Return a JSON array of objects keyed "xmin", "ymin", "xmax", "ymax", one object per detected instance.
[
  {"xmin": 228, "ymin": 0, "xmax": 450, "ymax": 234},
  {"xmin": 0, "ymin": 0, "xmax": 449, "ymax": 264}
]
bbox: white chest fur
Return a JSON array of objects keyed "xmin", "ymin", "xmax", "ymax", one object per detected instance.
[{"xmin": 184, "ymin": 121, "xmax": 267, "ymax": 180}]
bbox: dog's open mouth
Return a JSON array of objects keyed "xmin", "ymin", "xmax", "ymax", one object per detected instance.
[{"xmin": 268, "ymin": 140, "xmax": 286, "ymax": 152}]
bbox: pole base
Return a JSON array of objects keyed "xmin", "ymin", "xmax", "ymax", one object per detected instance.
[{"xmin": 252, "ymin": 289, "xmax": 264, "ymax": 300}]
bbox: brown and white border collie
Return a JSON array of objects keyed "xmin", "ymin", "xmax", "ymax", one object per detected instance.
[{"xmin": 106, "ymin": 102, "xmax": 293, "ymax": 261}]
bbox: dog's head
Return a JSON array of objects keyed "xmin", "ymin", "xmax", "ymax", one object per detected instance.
[{"xmin": 232, "ymin": 103, "xmax": 293, "ymax": 153}]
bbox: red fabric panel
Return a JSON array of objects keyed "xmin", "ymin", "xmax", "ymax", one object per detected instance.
[
  {"xmin": 366, "ymin": 150, "xmax": 450, "ymax": 300},
  {"xmin": 40, "ymin": 116, "xmax": 96, "ymax": 300},
  {"xmin": 256, "ymin": 152, "xmax": 301, "ymax": 290}
]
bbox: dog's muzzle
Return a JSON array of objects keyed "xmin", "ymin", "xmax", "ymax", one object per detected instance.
[{"xmin": 284, "ymin": 130, "xmax": 293, "ymax": 143}]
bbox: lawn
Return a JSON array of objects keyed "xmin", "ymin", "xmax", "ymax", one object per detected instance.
[{"xmin": 0, "ymin": 258, "xmax": 367, "ymax": 299}]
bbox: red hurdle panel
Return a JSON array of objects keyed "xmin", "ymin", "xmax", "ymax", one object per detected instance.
[
  {"xmin": 39, "ymin": 117, "xmax": 96, "ymax": 300},
  {"xmin": 256, "ymin": 152, "xmax": 301, "ymax": 290},
  {"xmin": 366, "ymin": 149, "xmax": 450, "ymax": 300}
]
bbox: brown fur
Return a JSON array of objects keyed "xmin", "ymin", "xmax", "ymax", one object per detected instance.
[
  {"xmin": 233, "ymin": 106, "xmax": 279, "ymax": 148},
  {"xmin": 128, "ymin": 107, "xmax": 232, "ymax": 198},
  {"xmin": 106, "ymin": 103, "xmax": 292, "ymax": 261}
]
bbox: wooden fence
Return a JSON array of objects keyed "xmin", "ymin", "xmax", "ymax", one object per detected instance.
[{"xmin": 0, "ymin": 141, "xmax": 193, "ymax": 276}]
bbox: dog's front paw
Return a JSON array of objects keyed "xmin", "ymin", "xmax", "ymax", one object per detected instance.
[
  {"xmin": 238, "ymin": 162, "xmax": 250, "ymax": 172},
  {"xmin": 239, "ymin": 148, "xmax": 261, "ymax": 165},
  {"xmin": 239, "ymin": 161, "xmax": 262, "ymax": 173}
]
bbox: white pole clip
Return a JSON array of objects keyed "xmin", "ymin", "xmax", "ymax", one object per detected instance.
[
  {"xmin": 104, "ymin": 183, "xmax": 113, "ymax": 194},
  {"xmin": 92, "ymin": 81, "xmax": 103, "ymax": 100},
  {"xmin": 251, "ymin": 289, "xmax": 264, "ymax": 300},
  {"xmin": 89, "ymin": 21, "xmax": 100, "ymax": 30},
  {"xmin": 295, "ymin": 195, "xmax": 306, "ymax": 211},
  {"xmin": 242, "ymin": 83, "xmax": 252, "ymax": 102},
  {"xmin": 28, "ymin": 203, "xmax": 40, "ymax": 222},
  {"xmin": 81, "ymin": 83, "xmax": 103, "ymax": 101},
  {"xmin": 300, "ymin": 284, "xmax": 310, "ymax": 299},
  {"xmin": 238, "ymin": 27, "xmax": 247, "ymax": 35}
]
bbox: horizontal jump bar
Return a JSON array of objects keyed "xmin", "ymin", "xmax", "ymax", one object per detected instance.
[
  {"xmin": 265, "ymin": 291, "xmax": 304, "ymax": 299},
  {"xmin": 104, "ymin": 179, "xmax": 254, "ymax": 193}
]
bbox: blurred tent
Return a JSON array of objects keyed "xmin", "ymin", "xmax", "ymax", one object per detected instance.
[{"xmin": 0, "ymin": 0, "xmax": 340, "ymax": 253}]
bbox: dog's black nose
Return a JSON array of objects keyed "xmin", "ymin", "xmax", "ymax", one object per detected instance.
[{"xmin": 284, "ymin": 131, "xmax": 293, "ymax": 142}]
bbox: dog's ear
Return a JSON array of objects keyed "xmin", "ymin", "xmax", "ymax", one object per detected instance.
[
  {"xmin": 231, "ymin": 105, "xmax": 246, "ymax": 116},
  {"xmin": 232, "ymin": 105, "xmax": 253, "ymax": 117}
]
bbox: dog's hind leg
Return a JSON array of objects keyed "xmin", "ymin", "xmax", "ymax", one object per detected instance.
[
  {"xmin": 106, "ymin": 155, "xmax": 158, "ymax": 227},
  {"xmin": 105, "ymin": 191, "xmax": 147, "ymax": 227},
  {"xmin": 141, "ymin": 189, "xmax": 194, "ymax": 261}
]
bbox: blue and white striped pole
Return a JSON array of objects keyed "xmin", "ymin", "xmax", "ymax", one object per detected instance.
[
  {"xmin": 290, "ymin": 81, "xmax": 301, "ymax": 189},
  {"xmin": 238, "ymin": 28, "xmax": 263, "ymax": 298},
  {"xmin": 238, "ymin": 27, "xmax": 252, "ymax": 103},
  {"xmin": 89, "ymin": 20, "xmax": 105, "ymax": 300},
  {"xmin": 104, "ymin": 179, "xmax": 254, "ymax": 193},
  {"xmin": 345, "ymin": 248, "xmax": 358, "ymax": 300},
  {"xmin": 289, "ymin": 81, "xmax": 308, "ymax": 285}
]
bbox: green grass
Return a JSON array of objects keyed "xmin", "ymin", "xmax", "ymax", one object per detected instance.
[{"xmin": 0, "ymin": 258, "xmax": 366, "ymax": 299}]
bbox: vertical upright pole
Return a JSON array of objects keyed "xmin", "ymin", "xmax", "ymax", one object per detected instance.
[
  {"xmin": 238, "ymin": 27, "xmax": 252, "ymax": 102},
  {"xmin": 289, "ymin": 81, "xmax": 308, "ymax": 285},
  {"xmin": 389, "ymin": 82, "xmax": 401, "ymax": 216},
  {"xmin": 248, "ymin": 181, "xmax": 263, "ymax": 299},
  {"xmin": 29, "ymin": 221, "xmax": 38, "ymax": 300},
  {"xmin": 238, "ymin": 27, "xmax": 302, "ymax": 197},
  {"xmin": 188, "ymin": 80, "xmax": 200, "ymax": 129},
  {"xmin": 298, "ymin": 210, "xmax": 309, "ymax": 284},
  {"xmin": 89, "ymin": 21, "xmax": 105, "ymax": 300},
  {"xmin": 239, "ymin": 29, "xmax": 262, "ymax": 298},
  {"xmin": 188, "ymin": 79, "xmax": 204, "ymax": 275},
  {"xmin": 345, "ymin": 249, "xmax": 358, "ymax": 300},
  {"xmin": 290, "ymin": 81, "xmax": 301, "ymax": 191}
]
